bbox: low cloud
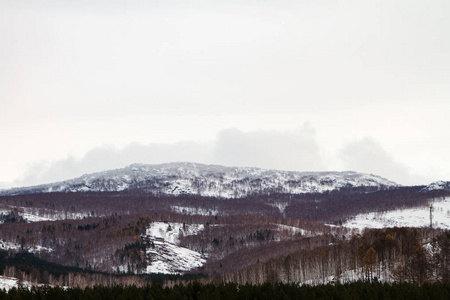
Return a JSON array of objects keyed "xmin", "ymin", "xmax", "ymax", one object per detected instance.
[
  {"xmin": 14, "ymin": 141, "xmax": 212, "ymax": 186},
  {"xmin": 212, "ymin": 126, "xmax": 324, "ymax": 171},
  {"xmin": 338, "ymin": 137, "xmax": 426, "ymax": 185},
  {"xmin": 13, "ymin": 125, "xmax": 325, "ymax": 187},
  {"xmin": 12, "ymin": 129, "xmax": 430, "ymax": 188}
]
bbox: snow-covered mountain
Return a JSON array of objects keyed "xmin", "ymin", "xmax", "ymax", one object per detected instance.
[
  {"xmin": 422, "ymin": 180, "xmax": 450, "ymax": 192},
  {"xmin": 1, "ymin": 162, "xmax": 399, "ymax": 198}
]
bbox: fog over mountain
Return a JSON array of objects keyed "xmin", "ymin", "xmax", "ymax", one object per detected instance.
[{"xmin": 10, "ymin": 128, "xmax": 431, "ymax": 190}]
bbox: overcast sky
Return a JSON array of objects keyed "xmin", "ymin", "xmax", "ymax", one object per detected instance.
[{"xmin": 1, "ymin": 0, "xmax": 449, "ymax": 188}]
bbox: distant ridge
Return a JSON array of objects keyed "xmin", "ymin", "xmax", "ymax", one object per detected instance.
[
  {"xmin": 1, "ymin": 162, "xmax": 399, "ymax": 198},
  {"xmin": 422, "ymin": 180, "xmax": 450, "ymax": 192}
]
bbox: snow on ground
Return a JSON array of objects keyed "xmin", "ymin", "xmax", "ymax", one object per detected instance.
[
  {"xmin": 4, "ymin": 206, "xmax": 96, "ymax": 223},
  {"xmin": 145, "ymin": 240, "xmax": 205, "ymax": 274},
  {"xmin": 276, "ymin": 224, "xmax": 308, "ymax": 236},
  {"xmin": 301, "ymin": 262, "xmax": 395, "ymax": 286},
  {"xmin": 0, "ymin": 240, "xmax": 53, "ymax": 253},
  {"xmin": 145, "ymin": 222, "xmax": 204, "ymax": 244},
  {"xmin": 0, "ymin": 276, "xmax": 19, "ymax": 291},
  {"xmin": 0, "ymin": 276, "xmax": 37, "ymax": 291},
  {"xmin": 20, "ymin": 205, "xmax": 95, "ymax": 222},
  {"xmin": 0, "ymin": 240, "xmax": 20, "ymax": 251},
  {"xmin": 344, "ymin": 197, "xmax": 450, "ymax": 230},
  {"xmin": 143, "ymin": 222, "xmax": 206, "ymax": 274},
  {"xmin": 0, "ymin": 275, "xmax": 65, "ymax": 291},
  {"xmin": 1, "ymin": 205, "xmax": 97, "ymax": 224},
  {"xmin": 171, "ymin": 205, "xmax": 218, "ymax": 216},
  {"xmin": 21, "ymin": 213, "xmax": 53, "ymax": 222},
  {"xmin": 30, "ymin": 245, "xmax": 54, "ymax": 253}
]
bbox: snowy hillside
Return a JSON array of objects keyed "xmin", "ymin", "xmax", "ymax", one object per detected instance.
[
  {"xmin": 2, "ymin": 162, "xmax": 398, "ymax": 198},
  {"xmin": 344, "ymin": 197, "xmax": 450, "ymax": 230},
  {"xmin": 142, "ymin": 222, "xmax": 206, "ymax": 274}
]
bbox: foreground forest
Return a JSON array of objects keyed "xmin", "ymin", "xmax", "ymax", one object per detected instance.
[{"xmin": 1, "ymin": 281, "xmax": 450, "ymax": 300}]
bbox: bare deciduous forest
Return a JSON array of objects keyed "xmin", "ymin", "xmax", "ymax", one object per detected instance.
[{"xmin": 0, "ymin": 186, "xmax": 449, "ymax": 290}]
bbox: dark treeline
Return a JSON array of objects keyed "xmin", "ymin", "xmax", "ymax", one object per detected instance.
[
  {"xmin": 1, "ymin": 281, "xmax": 450, "ymax": 300},
  {"xmin": 0, "ymin": 250, "xmax": 205, "ymax": 288}
]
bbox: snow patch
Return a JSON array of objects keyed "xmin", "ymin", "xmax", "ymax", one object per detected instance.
[
  {"xmin": 0, "ymin": 276, "xmax": 39, "ymax": 291},
  {"xmin": 2, "ymin": 206, "xmax": 94, "ymax": 223},
  {"xmin": 145, "ymin": 240, "xmax": 205, "ymax": 274},
  {"xmin": 0, "ymin": 276, "xmax": 19, "ymax": 291},
  {"xmin": 0, "ymin": 240, "xmax": 20, "ymax": 251},
  {"xmin": 344, "ymin": 197, "xmax": 450, "ymax": 230},
  {"xmin": 22, "ymin": 213, "xmax": 54, "ymax": 223},
  {"xmin": 276, "ymin": 224, "xmax": 308, "ymax": 236},
  {"xmin": 143, "ymin": 222, "xmax": 206, "ymax": 274},
  {"xmin": 171, "ymin": 206, "xmax": 218, "ymax": 216}
]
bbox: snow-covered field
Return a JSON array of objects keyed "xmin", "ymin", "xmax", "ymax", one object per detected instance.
[
  {"xmin": 143, "ymin": 222, "xmax": 206, "ymax": 274},
  {"xmin": 344, "ymin": 197, "xmax": 450, "ymax": 230}
]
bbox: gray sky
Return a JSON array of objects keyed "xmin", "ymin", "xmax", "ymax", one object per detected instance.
[{"xmin": 1, "ymin": 0, "xmax": 449, "ymax": 188}]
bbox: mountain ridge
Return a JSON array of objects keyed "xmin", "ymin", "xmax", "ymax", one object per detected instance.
[
  {"xmin": 421, "ymin": 180, "xmax": 450, "ymax": 192},
  {"xmin": 1, "ymin": 162, "xmax": 399, "ymax": 197}
]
